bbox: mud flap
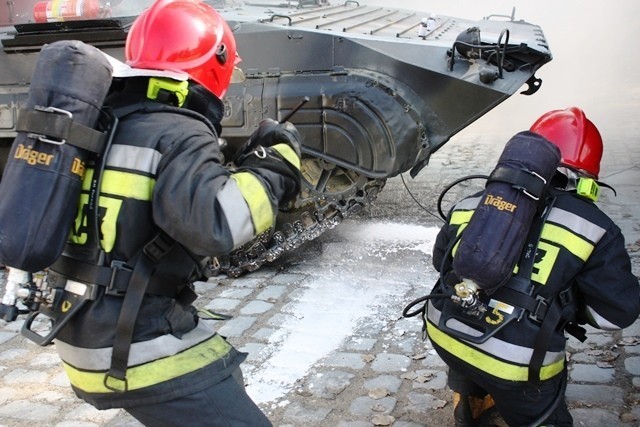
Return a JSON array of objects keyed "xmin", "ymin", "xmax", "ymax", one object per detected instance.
[{"xmin": 0, "ymin": 40, "xmax": 113, "ymax": 272}]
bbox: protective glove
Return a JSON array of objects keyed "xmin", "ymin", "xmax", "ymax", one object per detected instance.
[
  {"xmin": 234, "ymin": 129, "xmax": 302, "ymax": 206},
  {"xmin": 235, "ymin": 119, "xmax": 302, "ymax": 160}
]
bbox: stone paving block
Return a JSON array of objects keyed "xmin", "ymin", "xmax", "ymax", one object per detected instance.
[
  {"xmin": 268, "ymin": 273, "xmax": 306, "ymax": 286},
  {"xmin": 308, "ymin": 370, "xmax": 354, "ymax": 399},
  {"xmin": 323, "ymin": 352, "xmax": 367, "ymax": 370},
  {"xmin": 411, "ymin": 369, "xmax": 447, "ymax": 390},
  {"xmin": 204, "ymin": 297, "xmax": 241, "ymax": 311},
  {"xmin": 625, "ymin": 356, "xmax": 640, "ymax": 376},
  {"xmin": 343, "ymin": 337, "xmax": 376, "ymax": 352},
  {"xmin": 216, "ymin": 316, "xmax": 256, "ymax": 337},
  {"xmin": 0, "ymin": 399, "xmax": 60, "ymax": 421},
  {"xmin": 371, "ymin": 353, "xmax": 411, "ymax": 373},
  {"xmin": 282, "ymin": 401, "xmax": 332, "ymax": 424},
  {"xmin": 256, "ymin": 285, "xmax": 287, "ymax": 301},
  {"xmin": 0, "ymin": 331, "xmax": 17, "ymax": 345},
  {"xmin": 239, "ymin": 342, "xmax": 267, "ymax": 362},
  {"xmin": 252, "ymin": 327, "xmax": 276, "ymax": 341},
  {"xmin": 363, "ymin": 375, "xmax": 402, "ymax": 393},
  {"xmin": 240, "ymin": 300, "xmax": 274, "ymax": 315},
  {"xmin": 2, "ymin": 368, "xmax": 49, "ymax": 385},
  {"xmin": 569, "ymin": 363, "xmax": 615, "ymax": 383},
  {"xmin": 566, "ymin": 384, "xmax": 624, "ymax": 406},
  {"xmin": 218, "ymin": 287, "xmax": 254, "ymax": 299},
  {"xmin": 570, "ymin": 407, "xmax": 624, "ymax": 427},
  {"xmin": 403, "ymin": 391, "xmax": 447, "ymax": 413},
  {"xmin": 348, "ymin": 395, "xmax": 397, "ymax": 416}
]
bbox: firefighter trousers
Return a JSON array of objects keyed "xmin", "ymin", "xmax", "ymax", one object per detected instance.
[
  {"xmin": 125, "ymin": 367, "xmax": 272, "ymax": 426},
  {"xmin": 447, "ymin": 366, "xmax": 573, "ymax": 427}
]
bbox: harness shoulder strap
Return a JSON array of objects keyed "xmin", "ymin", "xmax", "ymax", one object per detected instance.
[{"xmin": 103, "ymin": 232, "xmax": 175, "ymax": 392}]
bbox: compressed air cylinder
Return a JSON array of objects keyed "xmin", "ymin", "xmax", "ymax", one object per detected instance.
[
  {"xmin": 452, "ymin": 131, "xmax": 561, "ymax": 294},
  {"xmin": 0, "ymin": 40, "xmax": 112, "ymax": 272}
]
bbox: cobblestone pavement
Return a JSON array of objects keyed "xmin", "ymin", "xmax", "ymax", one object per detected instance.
[{"xmin": 0, "ymin": 118, "xmax": 639, "ymax": 427}]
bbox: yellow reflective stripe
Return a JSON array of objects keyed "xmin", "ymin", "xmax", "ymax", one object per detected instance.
[
  {"xmin": 450, "ymin": 210, "xmax": 473, "ymax": 226},
  {"xmin": 231, "ymin": 172, "xmax": 274, "ymax": 234},
  {"xmin": 451, "ymin": 223, "xmax": 468, "ymax": 256},
  {"xmin": 100, "ymin": 170, "xmax": 155, "ymax": 201},
  {"xmin": 541, "ymin": 223, "xmax": 594, "ymax": 261},
  {"xmin": 427, "ymin": 320, "xmax": 564, "ymax": 381},
  {"xmin": 62, "ymin": 335, "xmax": 232, "ymax": 393},
  {"xmin": 98, "ymin": 196, "xmax": 124, "ymax": 252},
  {"xmin": 81, "ymin": 168, "xmax": 95, "ymax": 191},
  {"xmin": 271, "ymin": 143, "xmax": 300, "ymax": 169},
  {"xmin": 82, "ymin": 169, "xmax": 155, "ymax": 201}
]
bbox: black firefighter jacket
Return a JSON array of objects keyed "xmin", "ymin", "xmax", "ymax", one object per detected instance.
[
  {"xmin": 50, "ymin": 84, "xmax": 296, "ymax": 409},
  {"xmin": 426, "ymin": 188, "xmax": 640, "ymax": 384}
]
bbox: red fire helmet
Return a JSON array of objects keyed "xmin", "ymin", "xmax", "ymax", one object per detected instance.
[
  {"xmin": 125, "ymin": 0, "xmax": 240, "ymax": 99},
  {"xmin": 530, "ymin": 107, "xmax": 603, "ymax": 179}
]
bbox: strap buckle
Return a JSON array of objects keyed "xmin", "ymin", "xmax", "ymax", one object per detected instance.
[
  {"xmin": 143, "ymin": 233, "xmax": 174, "ymax": 263},
  {"xmin": 103, "ymin": 371, "xmax": 128, "ymax": 393},
  {"xmin": 106, "ymin": 261, "xmax": 132, "ymax": 297},
  {"xmin": 528, "ymin": 295, "xmax": 549, "ymax": 323},
  {"xmin": 28, "ymin": 106, "xmax": 73, "ymax": 145}
]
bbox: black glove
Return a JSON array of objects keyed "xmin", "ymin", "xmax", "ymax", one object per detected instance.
[
  {"xmin": 235, "ymin": 135, "xmax": 302, "ymax": 206},
  {"xmin": 236, "ymin": 119, "xmax": 302, "ymax": 160}
]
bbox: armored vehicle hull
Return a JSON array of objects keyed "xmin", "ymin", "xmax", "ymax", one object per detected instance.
[{"xmin": 0, "ymin": 0, "xmax": 551, "ymax": 276}]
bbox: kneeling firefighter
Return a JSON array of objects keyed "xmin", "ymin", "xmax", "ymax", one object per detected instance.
[
  {"xmin": 0, "ymin": 0, "xmax": 302, "ymax": 425},
  {"xmin": 405, "ymin": 107, "xmax": 640, "ymax": 427}
]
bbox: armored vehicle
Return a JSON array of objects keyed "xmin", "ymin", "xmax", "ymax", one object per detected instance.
[{"xmin": 0, "ymin": 0, "xmax": 552, "ymax": 276}]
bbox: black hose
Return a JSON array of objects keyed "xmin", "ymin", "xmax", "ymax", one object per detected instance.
[{"xmin": 436, "ymin": 174, "xmax": 488, "ymax": 220}]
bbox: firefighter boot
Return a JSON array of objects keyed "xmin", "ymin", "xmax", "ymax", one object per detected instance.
[{"xmin": 453, "ymin": 392, "xmax": 475, "ymax": 427}]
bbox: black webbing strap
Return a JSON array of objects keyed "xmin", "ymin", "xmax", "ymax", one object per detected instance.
[
  {"xmin": 103, "ymin": 233, "xmax": 174, "ymax": 392},
  {"xmin": 16, "ymin": 108, "xmax": 107, "ymax": 153},
  {"xmin": 489, "ymin": 197, "xmax": 561, "ymax": 387},
  {"xmin": 527, "ymin": 289, "xmax": 574, "ymax": 388},
  {"xmin": 489, "ymin": 165, "xmax": 547, "ymax": 200},
  {"xmin": 50, "ymin": 255, "xmax": 179, "ymax": 298}
]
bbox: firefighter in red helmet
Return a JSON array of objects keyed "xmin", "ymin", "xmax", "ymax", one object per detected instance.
[
  {"xmin": 47, "ymin": 0, "xmax": 300, "ymax": 425},
  {"xmin": 419, "ymin": 107, "xmax": 639, "ymax": 426}
]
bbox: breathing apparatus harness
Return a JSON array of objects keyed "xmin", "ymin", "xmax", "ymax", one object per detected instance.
[
  {"xmin": 402, "ymin": 166, "xmax": 618, "ymax": 427},
  {"xmin": 0, "ymin": 75, "xmax": 210, "ymax": 392}
]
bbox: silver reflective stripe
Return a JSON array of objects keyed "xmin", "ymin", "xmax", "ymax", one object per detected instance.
[
  {"xmin": 547, "ymin": 207, "xmax": 606, "ymax": 244},
  {"xmin": 427, "ymin": 301, "xmax": 564, "ymax": 366},
  {"xmin": 106, "ymin": 145, "xmax": 162, "ymax": 174},
  {"xmin": 585, "ymin": 305, "xmax": 622, "ymax": 330},
  {"xmin": 454, "ymin": 196, "xmax": 482, "ymax": 211},
  {"xmin": 216, "ymin": 178, "xmax": 254, "ymax": 248},
  {"xmin": 54, "ymin": 321, "xmax": 216, "ymax": 370}
]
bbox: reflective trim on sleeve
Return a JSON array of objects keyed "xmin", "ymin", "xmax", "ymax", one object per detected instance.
[
  {"xmin": 217, "ymin": 177, "xmax": 257, "ymax": 247},
  {"xmin": 546, "ymin": 207, "xmax": 606, "ymax": 244},
  {"xmin": 54, "ymin": 322, "xmax": 217, "ymax": 370},
  {"xmin": 106, "ymin": 145, "xmax": 162, "ymax": 175},
  {"xmin": 62, "ymin": 334, "xmax": 232, "ymax": 394},
  {"xmin": 541, "ymin": 223, "xmax": 595, "ymax": 262},
  {"xmin": 426, "ymin": 301, "xmax": 565, "ymax": 381},
  {"xmin": 271, "ymin": 143, "xmax": 300, "ymax": 169},
  {"xmin": 230, "ymin": 172, "xmax": 274, "ymax": 235},
  {"xmin": 585, "ymin": 305, "xmax": 623, "ymax": 330}
]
